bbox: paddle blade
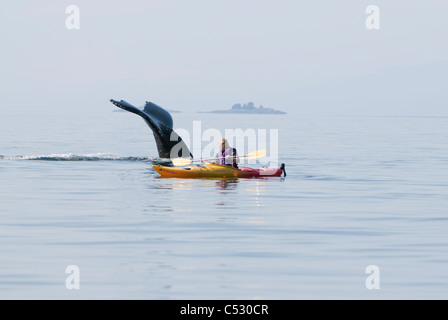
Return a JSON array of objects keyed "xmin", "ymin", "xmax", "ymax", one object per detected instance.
[
  {"xmin": 171, "ymin": 158, "xmax": 193, "ymax": 166},
  {"xmin": 246, "ymin": 149, "xmax": 267, "ymax": 159}
]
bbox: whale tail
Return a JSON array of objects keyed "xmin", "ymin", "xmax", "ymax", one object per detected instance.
[{"xmin": 110, "ymin": 99, "xmax": 192, "ymax": 159}]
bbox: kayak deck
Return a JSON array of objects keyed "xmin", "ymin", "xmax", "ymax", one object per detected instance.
[{"xmin": 153, "ymin": 163, "xmax": 285, "ymax": 179}]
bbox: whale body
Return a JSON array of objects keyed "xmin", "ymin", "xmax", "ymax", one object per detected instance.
[{"xmin": 110, "ymin": 99, "xmax": 192, "ymax": 159}]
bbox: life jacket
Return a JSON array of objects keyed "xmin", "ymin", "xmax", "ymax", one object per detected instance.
[{"xmin": 217, "ymin": 147, "xmax": 238, "ymax": 168}]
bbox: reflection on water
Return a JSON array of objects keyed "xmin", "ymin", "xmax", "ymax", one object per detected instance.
[
  {"xmin": 144, "ymin": 204, "xmax": 173, "ymax": 213},
  {"xmin": 215, "ymin": 179, "xmax": 239, "ymax": 191},
  {"xmin": 214, "ymin": 179, "xmax": 239, "ymax": 209},
  {"xmin": 142, "ymin": 164, "xmax": 286, "ymax": 212},
  {"xmin": 245, "ymin": 179, "xmax": 269, "ymax": 207}
]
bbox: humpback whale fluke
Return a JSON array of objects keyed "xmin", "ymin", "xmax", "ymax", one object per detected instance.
[{"xmin": 110, "ymin": 99, "xmax": 193, "ymax": 159}]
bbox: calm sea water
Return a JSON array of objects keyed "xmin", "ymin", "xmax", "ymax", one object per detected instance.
[{"xmin": 1, "ymin": 106, "xmax": 447, "ymax": 299}]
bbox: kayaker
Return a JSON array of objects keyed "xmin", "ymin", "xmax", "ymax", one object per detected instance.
[{"xmin": 216, "ymin": 138, "xmax": 240, "ymax": 168}]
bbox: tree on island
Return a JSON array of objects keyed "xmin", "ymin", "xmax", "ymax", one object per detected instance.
[{"xmin": 232, "ymin": 102, "xmax": 258, "ymax": 110}]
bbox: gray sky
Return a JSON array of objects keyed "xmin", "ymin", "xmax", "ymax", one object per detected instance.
[{"xmin": 1, "ymin": 1, "xmax": 447, "ymax": 115}]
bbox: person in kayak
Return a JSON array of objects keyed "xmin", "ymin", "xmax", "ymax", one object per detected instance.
[{"xmin": 215, "ymin": 138, "xmax": 240, "ymax": 168}]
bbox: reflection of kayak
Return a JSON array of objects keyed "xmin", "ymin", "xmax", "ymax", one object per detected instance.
[{"xmin": 153, "ymin": 163, "xmax": 286, "ymax": 179}]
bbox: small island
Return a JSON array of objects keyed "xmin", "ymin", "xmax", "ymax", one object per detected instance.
[{"xmin": 199, "ymin": 102, "xmax": 286, "ymax": 114}]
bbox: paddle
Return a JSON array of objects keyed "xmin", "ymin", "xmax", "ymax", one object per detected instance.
[{"xmin": 172, "ymin": 149, "xmax": 267, "ymax": 167}]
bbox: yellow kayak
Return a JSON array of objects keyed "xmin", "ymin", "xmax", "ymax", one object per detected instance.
[{"xmin": 153, "ymin": 163, "xmax": 285, "ymax": 179}]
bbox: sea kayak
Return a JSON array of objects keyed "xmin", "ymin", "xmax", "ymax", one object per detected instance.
[{"xmin": 153, "ymin": 163, "xmax": 286, "ymax": 179}]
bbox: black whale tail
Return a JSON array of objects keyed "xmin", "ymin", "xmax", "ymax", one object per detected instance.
[{"xmin": 110, "ymin": 99, "xmax": 192, "ymax": 159}]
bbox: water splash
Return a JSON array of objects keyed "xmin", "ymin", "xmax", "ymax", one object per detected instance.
[{"xmin": 0, "ymin": 153, "xmax": 171, "ymax": 163}]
